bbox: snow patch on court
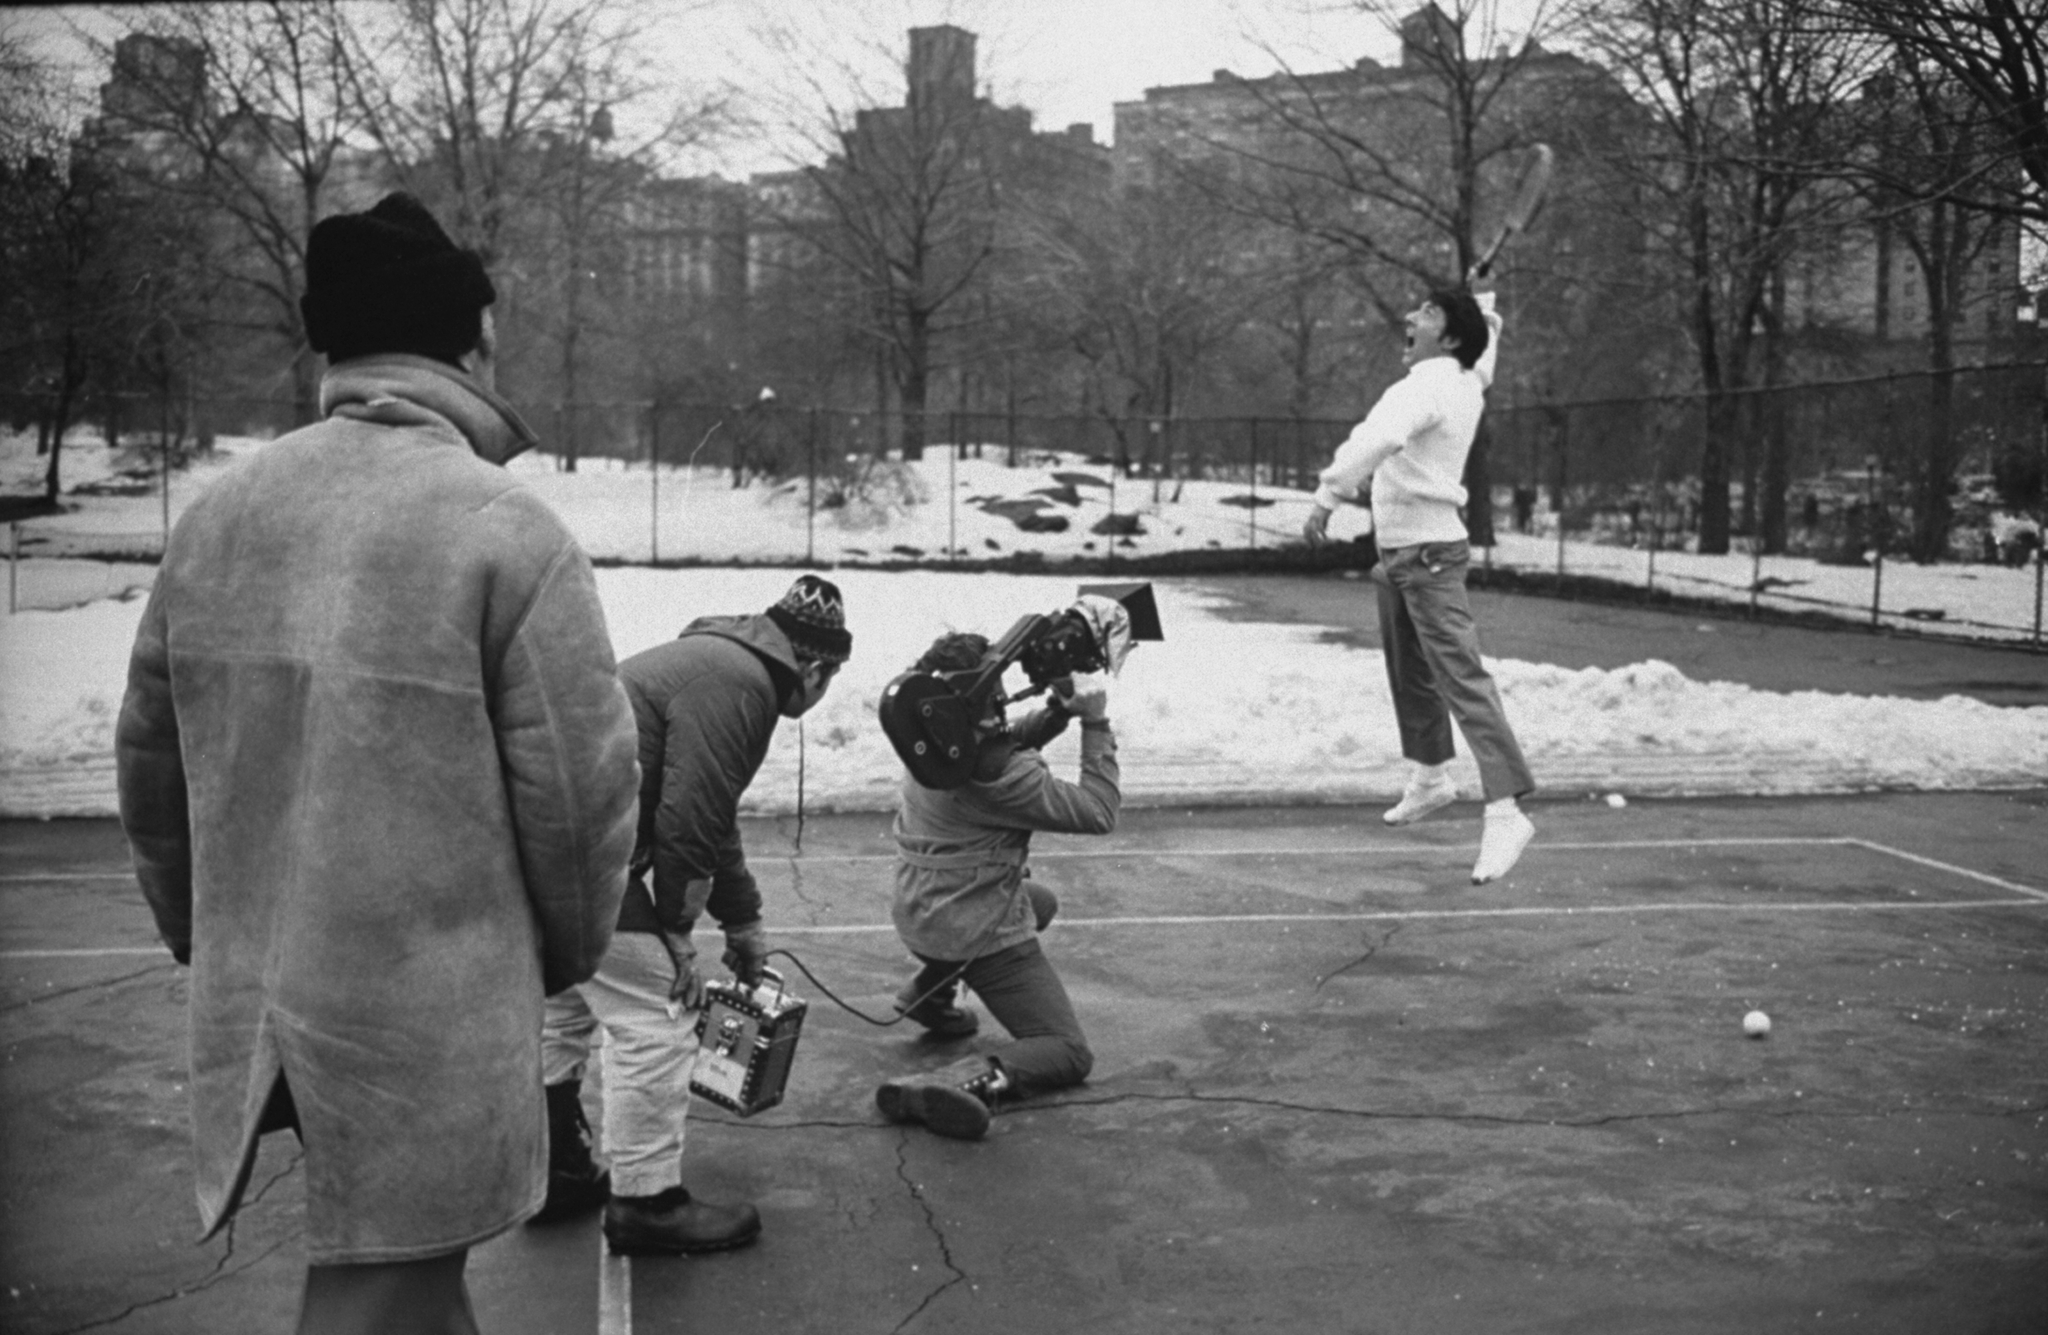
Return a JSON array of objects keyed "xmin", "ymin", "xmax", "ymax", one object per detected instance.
[{"xmin": 4, "ymin": 567, "xmax": 2045, "ymax": 819}]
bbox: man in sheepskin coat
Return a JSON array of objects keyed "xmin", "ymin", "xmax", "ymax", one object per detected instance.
[{"xmin": 116, "ymin": 193, "xmax": 639, "ymax": 1333}]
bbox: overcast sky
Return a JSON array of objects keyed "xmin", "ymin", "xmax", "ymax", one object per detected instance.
[{"xmin": 14, "ymin": 0, "xmax": 1562, "ymax": 177}]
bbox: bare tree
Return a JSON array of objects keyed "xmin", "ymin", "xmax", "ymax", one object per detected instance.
[
  {"xmin": 1582, "ymin": 0, "xmax": 1871, "ymax": 554},
  {"xmin": 758, "ymin": 28, "xmax": 1015, "ymax": 461},
  {"xmin": 1818, "ymin": 0, "xmax": 2047, "ymax": 221},
  {"xmin": 89, "ymin": 2, "xmax": 375, "ymax": 422},
  {"xmin": 1245, "ymin": 235, "xmax": 1380, "ymax": 422},
  {"xmin": 344, "ymin": 0, "xmax": 727, "ymax": 464},
  {"xmin": 1021, "ymin": 173, "xmax": 1263, "ymax": 470},
  {"xmin": 1192, "ymin": 2, "xmax": 1577, "ymax": 294},
  {"xmin": 1, "ymin": 25, "xmax": 177, "ymax": 500},
  {"xmin": 1146, "ymin": 0, "xmax": 1610, "ymax": 542},
  {"xmin": 1846, "ymin": 59, "xmax": 2019, "ymax": 561}
]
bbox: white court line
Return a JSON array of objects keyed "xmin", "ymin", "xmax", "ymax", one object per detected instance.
[
  {"xmin": 779, "ymin": 837, "xmax": 1853, "ymax": 865},
  {"xmin": 773, "ymin": 897, "xmax": 2046, "ymax": 934},
  {"xmin": 1843, "ymin": 838, "xmax": 2048, "ymax": 901},
  {"xmin": 7, "ymin": 841, "xmax": 2040, "ymax": 960},
  {"xmin": 599, "ymin": 1242, "xmax": 630, "ymax": 1335}
]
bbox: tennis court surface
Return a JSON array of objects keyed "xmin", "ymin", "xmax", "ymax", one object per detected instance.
[{"xmin": 4, "ymin": 793, "xmax": 2044, "ymax": 1334}]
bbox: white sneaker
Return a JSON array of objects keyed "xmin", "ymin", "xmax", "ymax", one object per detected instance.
[
  {"xmin": 1383, "ymin": 774, "xmax": 1458, "ymax": 826},
  {"xmin": 1471, "ymin": 806, "xmax": 1535, "ymax": 884}
]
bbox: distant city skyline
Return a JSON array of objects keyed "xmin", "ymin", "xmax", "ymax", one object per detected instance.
[
  {"xmin": 13, "ymin": 0, "xmax": 1562, "ymax": 178},
  {"xmin": 673, "ymin": 0, "xmax": 1562, "ymax": 177}
]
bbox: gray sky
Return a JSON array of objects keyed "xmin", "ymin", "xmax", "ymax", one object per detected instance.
[{"xmin": 14, "ymin": 0, "xmax": 1563, "ymax": 177}]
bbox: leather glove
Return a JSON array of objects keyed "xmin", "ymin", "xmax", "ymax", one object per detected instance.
[{"xmin": 721, "ymin": 921, "xmax": 771, "ymax": 987}]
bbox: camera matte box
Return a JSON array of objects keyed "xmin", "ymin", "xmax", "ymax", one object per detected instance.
[{"xmin": 690, "ymin": 971, "xmax": 808, "ymax": 1116}]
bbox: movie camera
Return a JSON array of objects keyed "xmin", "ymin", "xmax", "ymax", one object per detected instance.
[{"xmin": 878, "ymin": 582, "xmax": 1163, "ymax": 790}]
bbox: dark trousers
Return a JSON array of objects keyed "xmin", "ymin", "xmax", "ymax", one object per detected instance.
[
  {"xmin": 298, "ymin": 1249, "xmax": 479, "ymax": 1335},
  {"xmin": 912, "ymin": 937, "xmax": 1092, "ymax": 1097},
  {"xmin": 1374, "ymin": 539, "xmax": 1535, "ymax": 802}
]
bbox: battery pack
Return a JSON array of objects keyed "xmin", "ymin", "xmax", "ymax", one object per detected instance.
[{"xmin": 689, "ymin": 968, "xmax": 807, "ymax": 1116}]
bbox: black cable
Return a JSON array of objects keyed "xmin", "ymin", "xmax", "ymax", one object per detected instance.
[
  {"xmin": 761, "ymin": 872, "xmax": 1027, "ymax": 1028},
  {"xmin": 763, "ymin": 947, "xmax": 914, "ymax": 1027}
]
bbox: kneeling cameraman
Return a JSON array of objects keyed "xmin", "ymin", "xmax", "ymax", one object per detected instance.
[{"xmin": 874, "ymin": 630, "xmax": 1121, "ymax": 1141}]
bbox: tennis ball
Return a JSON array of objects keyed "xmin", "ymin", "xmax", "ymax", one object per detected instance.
[
  {"xmin": 1743, "ymin": 1010, "xmax": 1771, "ymax": 1038},
  {"xmin": 1605, "ymin": 793, "xmax": 1628, "ymax": 809}
]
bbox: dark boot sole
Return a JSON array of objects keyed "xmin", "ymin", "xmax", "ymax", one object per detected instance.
[
  {"xmin": 603, "ymin": 1227, "xmax": 761, "ymax": 1256},
  {"xmin": 876, "ymin": 1082, "xmax": 991, "ymax": 1140},
  {"xmin": 603, "ymin": 1216, "xmax": 762, "ymax": 1256}
]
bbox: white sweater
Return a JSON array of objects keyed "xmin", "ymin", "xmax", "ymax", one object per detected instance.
[{"xmin": 1313, "ymin": 319, "xmax": 1501, "ymax": 550}]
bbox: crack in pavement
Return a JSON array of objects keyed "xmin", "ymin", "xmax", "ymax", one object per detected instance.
[
  {"xmin": 888, "ymin": 1130, "xmax": 969, "ymax": 1334},
  {"xmin": 2, "ymin": 963, "xmax": 179, "ymax": 1015},
  {"xmin": 690, "ymin": 1094, "xmax": 2048, "ymax": 1144},
  {"xmin": 781, "ymin": 851, "xmax": 825, "ymax": 919},
  {"xmin": 1314, "ymin": 923, "xmax": 1403, "ymax": 990},
  {"xmin": 53, "ymin": 1151, "xmax": 304, "ymax": 1332},
  {"xmin": 1020, "ymin": 1089, "xmax": 2048, "ymax": 1130}
]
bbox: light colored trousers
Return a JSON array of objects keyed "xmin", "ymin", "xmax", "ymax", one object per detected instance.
[
  {"xmin": 541, "ymin": 931, "xmax": 700, "ymax": 1198},
  {"xmin": 1373, "ymin": 538, "xmax": 1536, "ymax": 802}
]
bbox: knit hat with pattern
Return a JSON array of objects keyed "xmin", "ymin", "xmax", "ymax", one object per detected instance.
[{"xmin": 766, "ymin": 575, "xmax": 851, "ymax": 665}]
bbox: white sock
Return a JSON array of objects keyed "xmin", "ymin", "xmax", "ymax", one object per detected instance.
[
  {"xmin": 1416, "ymin": 762, "xmax": 1450, "ymax": 785},
  {"xmin": 1485, "ymin": 797, "xmax": 1519, "ymax": 818}
]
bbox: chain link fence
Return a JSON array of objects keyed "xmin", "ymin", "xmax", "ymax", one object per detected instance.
[{"xmin": 5, "ymin": 364, "xmax": 2043, "ymax": 641}]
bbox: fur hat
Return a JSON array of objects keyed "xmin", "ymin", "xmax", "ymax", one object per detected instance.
[
  {"xmin": 301, "ymin": 193, "xmax": 496, "ymax": 365},
  {"xmin": 766, "ymin": 575, "xmax": 851, "ymax": 665}
]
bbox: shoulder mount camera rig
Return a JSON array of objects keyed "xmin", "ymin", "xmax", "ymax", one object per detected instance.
[{"xmin": 878, "ymin": 582, "xmax": 1162, "ymax": 789}]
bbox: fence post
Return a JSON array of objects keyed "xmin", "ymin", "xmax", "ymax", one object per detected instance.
[
  {"xmin": 947, "ymin": 414, "xmax": 958, "ymax": 566},
  {"xmin": 648, "ymin": 403, "xmax": 661, "ymax": 564},
  {"xmin": 161, "ymin": 428, "xmax": 172, "ymax": 550},
  {"xmin": 1867, "ymin": 453, "xmax": 1883, "ymax": 629},
  {"xmin": 1554, "ymin": 416, "xmax": 1568, "ymax": 587},
  {"xmin": 1248, "ymin": 418, "xmax": 1259, "ymax": 557},
  {"xmin": 8, "ymin": 522, "xmax": 16, "ymax": 615},
  {"xmin": 807, "ymin": 409, "xmax": 818, "ymax": 567},
  {"xmin": 1107, "ymin": 444, "xmax": 1118, "ymax": 570},
  {"xmin": 1748, "ymin": 535, "xmax": 1762, "ymax": 619},
  {"xmin": 2032, "ymin": 538, "xmax": 2043, "ymax": 647}
]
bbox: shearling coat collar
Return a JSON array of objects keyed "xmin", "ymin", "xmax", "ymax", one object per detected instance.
[{"xmin": 319, "ymin": 354, "xmax": 540, "ymax": 464}]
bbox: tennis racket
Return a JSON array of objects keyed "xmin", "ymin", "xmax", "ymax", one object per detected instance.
[{"xmin": 1468, "ymin": 143, "xmax": 1555, "ymax": 284}]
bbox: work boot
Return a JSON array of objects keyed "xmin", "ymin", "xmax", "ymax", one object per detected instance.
[
  {"xmin": 875, "ymin": 1056, "xmax": 1008, "ymax": 1141},
  {"xmin": 895, "ymin": 979, "xmax": 979, "ymax": 1038},
  {"xmin": 1383, "ymin": 773, "xmax": 1458, "ymax": 826},
  {"xmin": 531, "ymin": 1078, "xmax": 608, "ymax": 1224},
  {"xmin": 603, "ymin": 1185, "xmax": 762, "ymax": 1255}
]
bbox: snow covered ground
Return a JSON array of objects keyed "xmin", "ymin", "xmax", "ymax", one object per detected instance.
[
  {"xmin": 3, "ymin": 431, "xmax": 2045, "ymax": 819},
  {"xmin": 9, "ymin": 430, "xmax": 2046, "ymax": 640}
]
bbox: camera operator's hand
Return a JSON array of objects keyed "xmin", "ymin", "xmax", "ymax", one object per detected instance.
[
  {"xmin": 721, "ymin": 921, "xmax": 771, "ymax": 987},
  {"xmin": 1061, "ymin": 671, "xmax": 1110, "ymax": 723}
]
